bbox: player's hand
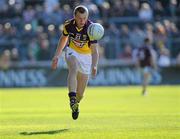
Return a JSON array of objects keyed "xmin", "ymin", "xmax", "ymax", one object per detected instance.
[
  {"xmin": 51, "ymin": 56, "xmax": 59, "ymax": 70},
  {"xmin": 91, "ymin": 66, "xmax": 97, "ymax": 79}
]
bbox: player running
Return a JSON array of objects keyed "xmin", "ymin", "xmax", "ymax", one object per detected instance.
[
  {"xmin": 136, "ymin": 38, "xmax": 157, "ymax": 96},
  {"xmin": 51, "ymin": 5, "xmax": 99, "ymax": 120}
]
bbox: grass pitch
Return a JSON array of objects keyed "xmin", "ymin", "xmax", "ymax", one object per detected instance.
[{"xmin": 0, "ymin": 86, "xmax": 179, "ymax": 139}]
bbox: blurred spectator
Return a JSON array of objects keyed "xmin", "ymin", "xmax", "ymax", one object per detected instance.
[
  {"xmin": 158, "ymin": 47, "xmax": 171, "ymax": 67},
  {"xmin": 103, "ymin": 23, "xmax": 120, "ymax": 59},
  {"xmin": 163, "ymin": 20, "xmax": 179, "ymax": 37},
  {"xmin": 0, "ymin": 50, "xmax": 11, "ymax": 70},
  {"xmin": 124, "ymin": 0, "xmax": 139, "ymax": 16},
  {"xmin": 154, "ymin": 1, "xmax": 165, "ymax": 19},
  {"xmin": 44, "ymin": 0, "xmax": 59, "ymax": 14},
  {"xmin": 42, "ymin": 5, "xmax": 63, "ymax": 26},
  {"xmin": 13, "ymin": 0, "xmax": 24, "ymax": 16},
  {"xmin": 176, "ymin": 52, "xmax": 180, "ymax": 65},
  {"xmin": 154, "ymin": 22, "xmax": 168, "ymax": 50},
  {"xmin": 98, "ymin": 1, "xmax": 110, "ymax": 19},
  {"xmin": 15, "ymin": 0, "xmax": 24, "ymax": 9},
  {"xmin": 47, "ymin": 24, "xmax": 59, "ymax": 58},
  {"xmin": 119, "ymin": 44, "xmax": 132, "ymax": 60},
  {"xmin": 93, "ymin": 0, "xmax": 107, "ymax": 17},
  {"xmin": 0, "ymin": 0, "xmax": 179, "ymax": 63},
  {"xmin": 0, "ymin": 0, "xmax": 8, "ymax": 14},
  {"xmin": 130, "ymin": 26, "xmax": 146, "ymax": 48},
  {"xmin": 28, "ymin": 38, "xmax": 39, "ymax": 61},
  {"xmin": 144, "ymin": 23, "xmax": 154, "ymax": 43},
  {"xmin": 0, "ymin": 24, "xmax": 4, "ymax": 48},
  {"xmin": 62, "ymin": 4, "xmax": 72, "ymax": 20},
  {"xmin": 82, "ymin": 0, "xmax": 100, "ymax": 18},
  {"xmin": 138, "ymin": 3, "xmax": 153, "ymax": 21},
  {"xmin": 37, "ymin": 39, "xmax": 51, "ymax": 61},
  {"xmin": 109, "ymin": 0, "xmax": 125, "ymax": 17},
  {"xmin": 169, "ymin": 0, "xmax": 177, "ymax": 18},
  {"xmin": 11, "ymin": 48, "xmax": 19, "ymax": 62},
  {"xmin": 120, "ymin": 24, "xmax": 130, "ymax": 45},
  {"xmin": 23, "ymin": 6, "xmax": 35, "ymax": 23}
]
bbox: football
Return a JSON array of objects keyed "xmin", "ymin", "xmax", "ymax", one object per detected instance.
[{"xmin": 87, "ymin": 23, "xmax": 104, "ymax": 40}]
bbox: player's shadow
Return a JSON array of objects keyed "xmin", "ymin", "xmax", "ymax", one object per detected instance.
[{"xmin": 19, "ymin": 129, "xmax": 69, "ymax": 136}]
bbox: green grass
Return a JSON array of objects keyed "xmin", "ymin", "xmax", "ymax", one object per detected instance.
[{"xmin": 0, "ymin": 86, "xmax": 180, "ymax": 139}]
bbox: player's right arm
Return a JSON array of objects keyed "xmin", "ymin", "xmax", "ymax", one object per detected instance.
[
  {"xmin": 51, "ymin": 21, "xmax": 70, "ymax": 70},
  {"xmin": 51, "ymin": 35, "xmax": 68, "ymax": 70}
]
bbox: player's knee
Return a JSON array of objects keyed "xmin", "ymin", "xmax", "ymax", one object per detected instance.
[{"xmin": 69, "ymin": 66, "xmax": 78, "ymax": 74}]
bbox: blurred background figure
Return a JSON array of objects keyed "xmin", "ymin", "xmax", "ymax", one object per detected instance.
[
  {"xmin": 0, "ymin": 0, "xmax": 180, "ymax": 87},
  {"xmin": 0, "ymin": 0, "xmax": 179, "ymax": 62},
  {"xmin": 136, "ymin": 38, "xmax": 157, "ymax": 96},
  {"xmin": 0, "ymin": 50, "xmax": 11, "ymax": 70},
  {"xmin": 11, "ymin": 47, "xmax": 19, "ymax": 62},
  {"xmin": 158, "ymin": 47, "xmax": 171, "ymax": 67},
  {"xmin": 138, "ymin": 3, "xmax": 153, "ymax": 21}
]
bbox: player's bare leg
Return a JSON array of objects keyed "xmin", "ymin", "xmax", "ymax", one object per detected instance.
[
  {"xmin": 66, "ymin": 56, "xmax": 78, "ymax": 92},
  {"xmin": 76, "ymin": 71, "xmax": 89, "ymax": 103},
  {"xmin": 142, "ymin": 72, "xmax": 150, "ymax": 96},
  {"xmin": 66, "ymin": 56, "xmax": 79, "ymax": 120}
]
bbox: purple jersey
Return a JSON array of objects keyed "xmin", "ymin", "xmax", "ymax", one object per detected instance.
[
  {"xmin": 63, "ymin": 19, "xmax": 97, "ymax": 54},
  {"xmin": 137, "ymin": 46, "xmax": 152, "ymax": 67}
]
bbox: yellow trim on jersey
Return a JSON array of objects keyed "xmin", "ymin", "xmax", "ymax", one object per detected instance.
[
  {"xmin": 69, "ymin": 41, "xmax": 91, "ymax": 54},
  {"xmin": 63, "ymin": 19, "xmax": 92, "ymax": 54},
  {"xmin": 63, "ymin": 25, "xmax": 68, "ymax": 35},
  {"xmin": 76, "ymin": 27, "xmax": 83, "ymax": 32},
  {"xmin": 63, "ymin": 20, "xmax": 71, "ymax": 35}
]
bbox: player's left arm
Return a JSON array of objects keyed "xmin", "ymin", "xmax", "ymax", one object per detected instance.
[{"xmin": 90, "ymin": 43, "xmax": 99, "ymax": 78}]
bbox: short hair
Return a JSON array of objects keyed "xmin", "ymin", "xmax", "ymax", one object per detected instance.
[{"xmin": 73, "ymin": 5, "xmax": 89, "ymax": 16}]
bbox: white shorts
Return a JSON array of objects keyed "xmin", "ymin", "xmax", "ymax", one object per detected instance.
[
  {"xmin": 65, "ymin": 47, "xmax": 92, "ymax": 75},
  {"xmin": 140, "ymin": 66, "xmax": 152, "ymax": 74}
]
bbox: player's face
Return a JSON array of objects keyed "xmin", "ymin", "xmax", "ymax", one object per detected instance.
[{"xmin": 74, "ymin": 12, "xmax": 88, "ymax": 28}]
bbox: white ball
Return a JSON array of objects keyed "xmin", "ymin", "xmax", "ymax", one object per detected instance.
[{"xmin": 87, "ymin": 23, "xmax": 104, "ymax": 40}]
